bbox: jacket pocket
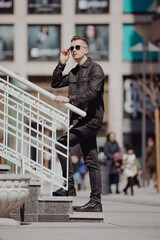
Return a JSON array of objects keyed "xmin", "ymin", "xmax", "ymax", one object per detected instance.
[
  {"xmin": 69, "ymin": 79, "xmax": 77, "ymax": 96},
  {"xmin": 79, "ymin": 78, "xmax": 90, "ymax": 94}
]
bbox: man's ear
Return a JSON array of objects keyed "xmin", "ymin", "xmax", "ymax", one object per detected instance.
[{"xmin": 85, "ymin": 47, "xmax": 89, "ymax": 55}]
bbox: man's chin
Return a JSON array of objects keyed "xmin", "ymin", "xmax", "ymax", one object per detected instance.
[{"xmin": 73, "ymin": 55, "xmax": 78, "ymax": 59}]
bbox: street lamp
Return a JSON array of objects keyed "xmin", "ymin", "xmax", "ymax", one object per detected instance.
[{"xmin": 130, "ymin": 40, "xmax": 160, "ymax": 189}]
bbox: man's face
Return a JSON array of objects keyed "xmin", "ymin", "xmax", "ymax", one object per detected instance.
[{"xmin": 70, "ymin": 40, "xmax": 88, "ymax": 60}]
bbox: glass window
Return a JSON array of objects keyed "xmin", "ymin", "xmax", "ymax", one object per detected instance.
[
  {"xmin": 76, "ymin": 24, "xmax": 109, "ymax": 61},
  {"xmin": 28, "ymin": 0, "xmax": 61, "ymax": 14},
  {"xmin": 76, "ymin": 0, "xmax": 109, "ymax": 14},
  {"xmin": 123, "ymin": 0, "xmax": 157, "ymax": 13},
  {"xmin": 123, "ymin": 24, "xmax": 158, "ymax": 62},
  {"xmin": 28, "ymin": 25, "xmax": 60, "ymax": 61},
  {"xmin": 0, "ymin": 0, "xmax": 13, "ymax": 14},
  {"xmin": 0, "ymin": 25, "xmax": 14, "ymax": 61}
]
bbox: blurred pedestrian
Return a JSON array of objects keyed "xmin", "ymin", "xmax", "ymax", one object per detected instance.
[
  {"xmin": 145, "ymin": 137, "xmax": 156, "ymax": 188},
  {"xmin": 103, "ymin": 132, "xmax": 122, "ymax": 194},
  {"xmin": 122, "ymin": 145, "xmax": 137, "ymax": 196},
  {"xmin": 70, "ymin": 144, "xmax": 87, "ymax": 191}
]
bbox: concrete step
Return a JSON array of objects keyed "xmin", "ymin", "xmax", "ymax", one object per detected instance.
[
  {"xmin": 38, "ymin": 196, "xmax": 73, "ymax": 222},
  {"xmin": 70, "ymin": 212, "xmax": 104, "ymax": 222},
  {"xmin": 11, "ymin": 179, "xmax": 104, "ymax": 223},
  {"xmin": 11, "ymin": 180, "xmax": 74, "ymax": 222}
]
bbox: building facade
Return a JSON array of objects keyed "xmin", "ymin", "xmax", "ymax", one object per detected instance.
[{"xmin": 0, "ymin": 0, "xmax": 159, "ymax": 156}]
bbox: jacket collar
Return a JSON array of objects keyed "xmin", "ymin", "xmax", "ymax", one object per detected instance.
[
  {"xmin": 76, "ymin": 57, "xmax": 91, "ymax": 69},
  {"xmin": 81, "ymin": 57, "xmax": 92, "ymax": 68}
]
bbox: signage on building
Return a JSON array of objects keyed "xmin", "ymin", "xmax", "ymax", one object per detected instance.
[
  {"xmin": 28, "ymin": 25, "xmax": 60, "ymax": 61},
  {"xmin": 0, "ymin": 25, "xmax": 14, "ymax": 61},
  {"xmin": 76, "ymin": 24, "xmax": 109, "ymax": 61},
  {"xmin": 0, "ymin": 0, "xmax": 13, "ymax": 13},
  {"xmin": 28, "ymin": 0, "xmax": 61, "ymax": 14},
  {"xmin": 76, "ymin": 0, "xmax": 109, "ymax": 13},
  {"xmin": 123, "ymin": 24, "xmax": 158, "ymax": 61},
  {"xmin": 123, "ymin": 0, "xmax": 157, "ymax": 13}
]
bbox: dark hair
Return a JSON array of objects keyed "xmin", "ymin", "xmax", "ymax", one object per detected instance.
[
  {"xmin": 84, "ymin": 24, "xmax": 98, "ymax": 39},
  {"xmin": 71, "ymin": 36, "xmax": 88, "ymax": 47},
  {"xmin": 106, "ymin": 132, "xmax": 116, "ymax": 142},
  {"xmin": 147, "ymin": 137, "xmax": 154, "ymax": 142},
  {"xmin": 125, "ymin": 144, "xmax": 134, "ymax": 151},
  {"xmin": 40, "ymin": 25, "xmax": 49, "ymax": 36}
]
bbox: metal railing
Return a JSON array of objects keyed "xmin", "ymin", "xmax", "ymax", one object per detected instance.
[{"xmin": 0, "ymin": 65, "xmax": 86, "ymax": 195}]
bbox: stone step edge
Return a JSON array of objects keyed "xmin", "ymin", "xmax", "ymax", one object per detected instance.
[
  {"xmin": 38, "ymin": 196, "xmax": 74, "ymax": 202},
  {"xmin": 70, "ymin": 212, "xmax": 104, "ymax": 220}
]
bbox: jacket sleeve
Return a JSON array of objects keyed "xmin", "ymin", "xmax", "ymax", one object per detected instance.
[
  {"xmin": 74, "ymin": 64, "xmax": 104, "ymax": 106},
  {"xmin": 51, "ymin": 62, "xmax": 70, "ymax": 88}
]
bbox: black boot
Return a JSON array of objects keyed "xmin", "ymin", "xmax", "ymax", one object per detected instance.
[
  {"xmin": 116, "ymin": 183, "xmax": 120, "ymax": 194},
  {"xmin": 52, "ymin": 186, "xmax": 76, "ymax": 197},
  {"xmin": 73, "ymin": 200, "xmax": 102, "ymax": 212},
  {"xmin": 123, "ymin": 188, "xmax": 128, "ymax": 195},
  {"xmin": 127, "ymin": 177, "xmax": 134, "ymax": 196},
  {"xmin": 123, "ymin": 179, "xmax": 130, "ymax": 195}
]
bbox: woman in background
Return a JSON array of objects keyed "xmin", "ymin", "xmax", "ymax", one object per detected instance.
[{"xmin": 103, "ymin": 132, "xmax": 122, "ymax": 194}]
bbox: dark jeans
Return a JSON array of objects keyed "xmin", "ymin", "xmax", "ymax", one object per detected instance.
[{"xmin": 56, "ymin": 121, "xmax": 102, "ymax": 203}]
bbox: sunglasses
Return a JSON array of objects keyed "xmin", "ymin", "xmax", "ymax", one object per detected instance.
[{"xmin": 69, "ymin": 45, "xmax": 86, "ymax": 52}]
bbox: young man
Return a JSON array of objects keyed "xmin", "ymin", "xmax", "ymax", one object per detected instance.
[{"xmin": 51, "ymin": 36, "xmax": 105, "ymax": 212}]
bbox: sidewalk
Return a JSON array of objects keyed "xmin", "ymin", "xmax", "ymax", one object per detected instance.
[
  {"xmin": 102, "ymin": 187, "xmax": 160, "ymax": 207},
  {"xmin": 0, "ymin": 186, "xmax": 160, "ymax": 240},
  {"xmin": 73, "ymin": 183, "xmax": 160, "ymax": 207}
]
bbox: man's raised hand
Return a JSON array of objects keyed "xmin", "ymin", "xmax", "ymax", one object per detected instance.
[{"xmin": 60, "ymin": 49, "xmax": 70, "ymax": 64}]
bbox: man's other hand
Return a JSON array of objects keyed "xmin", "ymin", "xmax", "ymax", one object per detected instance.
[{"xmin": 54, "ymin": 95, "xmax": 69, "ymax": 104}]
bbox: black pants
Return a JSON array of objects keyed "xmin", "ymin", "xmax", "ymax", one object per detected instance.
[
  {"xmin": 124, "ymin": 177, "xmax": 134, "ymax": 195},
  {"xmin": 56, "ymin": 121, "xmax": 102, "ymax": 203}
]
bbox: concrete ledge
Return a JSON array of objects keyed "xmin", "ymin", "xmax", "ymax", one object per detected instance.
[
  {"xmin": 38, "ymin": 215, "xmax": 69, "ymax": 222},
  {"xmin": 11, "ymin": 180, "xmax": 42, "ymax": 222},
  {"xmin": 29, "ymin": 180, "xmax": 42, "ymax": 187},
  {"xmin": 70, "ymin": 212, "xmax": 104, "ymax": 222},
  {"xmin": 38, "ymin": 196, "xmax": 74, "ymax": 202},
  {"xmin": 11, "ymin": 182, "xmax": 74, "ymax": 222}
]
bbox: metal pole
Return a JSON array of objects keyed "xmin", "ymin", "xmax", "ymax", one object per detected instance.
[{"xmin": 141, "ymin": 40, "xmax": 147, "ymax": 187}]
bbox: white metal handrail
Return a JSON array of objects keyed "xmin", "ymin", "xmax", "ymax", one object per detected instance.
[
  {"xmin": 0, "ymin": 65, "xmax": 86, "ymax": 195},
  {"xmin": 0, "ymin": 65, "xmax": 86, "ymax": 117}
]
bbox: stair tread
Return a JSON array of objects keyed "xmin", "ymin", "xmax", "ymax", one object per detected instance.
[
  {"xmin": 39, "ymin": 196, "xmax": 74, "ymax": 202},
  {"xmin": 70, "ymin": 212, "xmax": 104, "ymax": 219}
]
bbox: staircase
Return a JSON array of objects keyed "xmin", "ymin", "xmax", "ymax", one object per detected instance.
[
  {"xmin": 0, "ymin": 65, "xmax": 86, "ymax": 195},
  {"xmin": 10, "ymin": 180, "xmax": 104, "ymax": 223}
]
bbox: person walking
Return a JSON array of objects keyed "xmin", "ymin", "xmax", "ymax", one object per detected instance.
[
  {"xmin": 51, "ymin": 36, "xmax": 105, "ymax": 212},
  {"xmin": 122, "ymin": 145, "xmax": 137, "ymax": 196},
  {"xmin": 146, "ymin": 137, "xmax": 156, "ymax": 188},
  {"xmin": 103, "ymin": 132, "xmax": 122, "ymax": 194}
]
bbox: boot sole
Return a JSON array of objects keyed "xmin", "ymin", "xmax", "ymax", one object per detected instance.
[
  {"xmin": 73, "ymin": 207, "xmax": 102, "ymax": 212},
  {"xmin": 52, "ymin": 192, "xmax": 76, "ymax": 197}
]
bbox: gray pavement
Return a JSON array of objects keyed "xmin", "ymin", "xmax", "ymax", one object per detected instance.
[{"xmin": 0, "ymin": 186, "xmax": 160, "ymax": 240}]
